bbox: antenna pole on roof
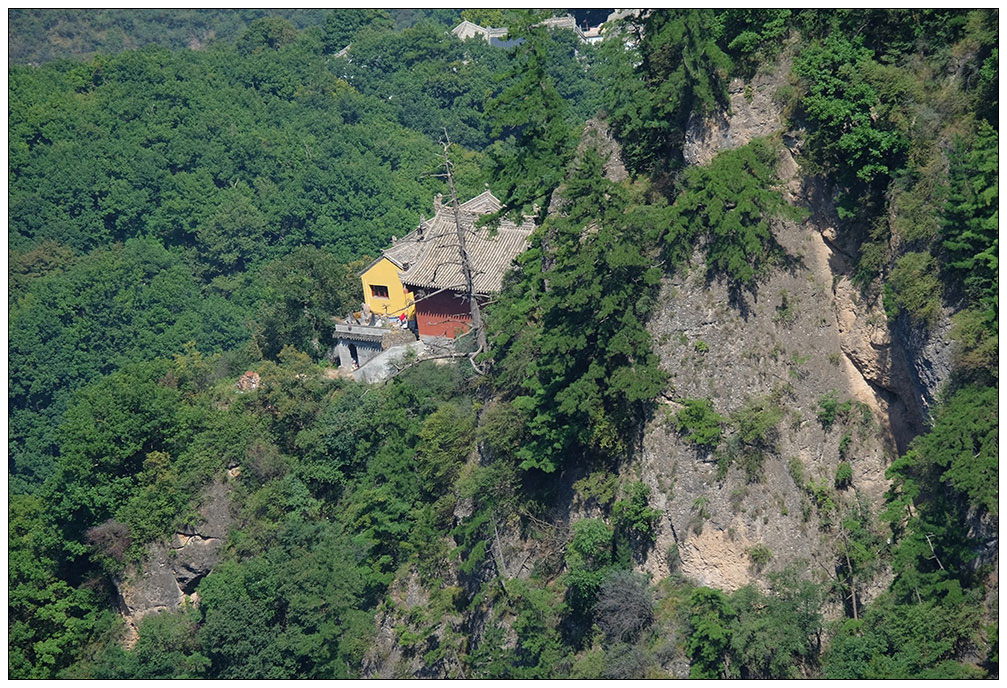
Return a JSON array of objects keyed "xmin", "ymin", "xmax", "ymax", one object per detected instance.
[{"xmin": 442, "ymin": 129, "xmax": 488, "ymax": 372}]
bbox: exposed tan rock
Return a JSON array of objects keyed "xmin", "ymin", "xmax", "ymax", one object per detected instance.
[
  {"xmin": 235, "ymin": 370, "xmax": 260, "ymax": 392},
  {"xmin": 834, "ymin": 277, "xmax": 895, "ymax": 390},
  {"xmin": 115, "ymin": 478, "xmax": 233, "ymax": 648},
  {"xmin": 683, "ymin": 51, "xmax": 792, "ymax": 166},
  {"xmin": 680, "ymin": 524, "xmax": 755, "ymax": 592}
]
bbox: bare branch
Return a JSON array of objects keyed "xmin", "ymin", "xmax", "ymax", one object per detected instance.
[{"xmin": 440, "ymin": 128, "xmax": 488, "ymax": 374}]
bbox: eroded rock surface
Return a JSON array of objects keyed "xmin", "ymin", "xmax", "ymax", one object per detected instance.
[
  {"xmin": 116, "ymin": 478, "xmax": 233, "ymax": 646},
  {"xmin": 683, "ymin": 52, "xmax": 792, "ymax": 166},
  {"xmin": 639, "ymin": 52, "xmax": 901, "ymax": 594}
]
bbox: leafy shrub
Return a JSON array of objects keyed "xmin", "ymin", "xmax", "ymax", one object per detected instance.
[
  {"xmin": 835, "ymin": 461, "xmax": 853, "ymax": 489},
  {"xmin": 724, "ymin": 396, "xmax": 785, "ymax": 481},
  {"xmin": 774, "ymin": 290, "xmax": 799, "ymax": 327},
  {"xmin": 787, "ymin": 457, "xmax": 805, "ymax": 486},
  {"xmin": 673, "ymin": 398, "xmax": 726, "ymax": 450},
  {"xmin": 663, "ymin": 140, "xmax": 803, "ymax": 294},
  {"xmin": 686, "ymin": 587, "xmax": 735, "ymax": 678},
  {"xmin": 748, "ymin": 544, "xmax": 772, "ymax": 566},
  {"xmin": 816, "ymin": 389, "xmax": 855, "ymax": 431},
  {"xmin": 486, "ymin": 149, "xmax": 667, "ymax": 472},
  {"xmin": 613, "ymin": 482, "xmax": 662, "ymax": 540},
  {"xmin": 573, "ymin": 471, "xmax": 618, "ymax": 508},
  {"xmin": 416, "ymin": 402, "xmax": 476, "ymax": 495},
  {"xmin": 792, "ymin": 34, "xmax": 907, "ymax": 190},
  {"xmin": 601, "ymin": 9, "xmax": 730, "ymax": 175},
  {"xmin": 838, "ymin": 432, "xmax": 852, "ymax": 458},
  {"xmin": 567, "ymin": 519, "xmax": 614, "ymax": 571},
  {"xmin": 942, "ymin": 121, "xmax": 998, "ymax": 311},
  {"xmin": 886, "ymin": 252, "xmax": 943, "ymax": 326},
  {"xmin": 949, "ymin": 308, "xmax": 998, "ymax": 380}
]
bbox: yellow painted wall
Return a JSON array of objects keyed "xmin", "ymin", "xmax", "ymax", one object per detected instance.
[{"xmin": 361, "ymin": 258, "xmax": 415, "ymax": 318}]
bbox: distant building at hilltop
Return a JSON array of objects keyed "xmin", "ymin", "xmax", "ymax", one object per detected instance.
[
  {"xmin": 450, "ymin": 13, "xmax": 613, "ymax": 46},
  {"xmin": 450, "ymin": 19, "xmax": 514, "ymax": 47}
]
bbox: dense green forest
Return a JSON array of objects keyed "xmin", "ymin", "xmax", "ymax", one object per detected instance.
[{"xmin": 9, "ymin": 9, "xmax": 998, "ymax": 679}]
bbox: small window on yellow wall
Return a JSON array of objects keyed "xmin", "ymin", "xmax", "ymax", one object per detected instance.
[{"xmin": 371, "ymin": 285, "xmax": 389, "ymax": 299}]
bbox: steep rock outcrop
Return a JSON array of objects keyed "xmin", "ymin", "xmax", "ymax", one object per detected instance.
[
  {"xmin": 683, "ymin": 53, "xmax": 791, "ymax": 166},
  {"xmin": 115, "ymin": 477, "xmax": 233, "ymax": 647},
  {"xmin": 639, "ymin": 52, "xmax": 907, "ymax": 595},
  {"xmin": 641, "ymin": 209, "xmax": 895, "ymax": 591}
]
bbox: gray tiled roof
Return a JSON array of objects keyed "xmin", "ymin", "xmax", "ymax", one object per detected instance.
[
  {"xmin": 397, "ymin": 191, "xmax": 534, "ymax": 295},
  {"xmin": 382, "ymin": 227, "xmax": 427, "ymax": 269}
]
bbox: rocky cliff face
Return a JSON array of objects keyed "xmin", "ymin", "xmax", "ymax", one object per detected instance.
[
  {"xmin": 639, "ymin": 48, "xmax": 952, "ymax": 593},
  {"xmin": 363, "ymin": 53, "xmax": 957, "ymax": 675},
  {"xmin": 115, "ymin": 477, "xmax": 234, "ymax": 647},
  {"xmin": 639, "ymin": 206, "xmax": 895, "ymax": 591}
]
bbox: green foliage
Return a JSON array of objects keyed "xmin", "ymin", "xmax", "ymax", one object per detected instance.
[
  {"xmin": 612, "ymin": 482, "xmax": 662, "ymax": 540},
  {"xmin": 9, "ymin": 239, "xmax": 250, "ymax": 490},
  {"xmin": 825, "ymin": 593, "xmax": 986, "ymax": 679},
  {"xmin": 487, "ymin": 148, "xmax": 667, "ymax": 471},
  {"xmin": 486, "ymin": 12, "xmax": 577, "ymax": 219},
  {"xmin": 573, "ymin": 470, "xmax": 618, "ymax": 508},
  {"xmin": 838, "ymin": 433, "xmax": 852, "ymax": 460},
  {"xmin": 602, "ymin": 9, "xmax": 730, "ymax": 175},
  {"xmin": 774, "ymin": 290, "xmax": 799, "ymax": 327},
  {"xmin": 339, "ymin": 23, "xmax": 501, "ymax": 151},
  {"xmin": 793, "ymin": 9, "xmax": 983, "ymax": 66},
  {"xmin": 673, "ymin": 398, "xmax": 725, "ymax": 450},
  {"xmin": 415, "ymin": 403, "xmax": 476, "ymax": 495},
  {"xmin": 722, "ymin": 395, "xmax": 785, "ymax": 482},
  {"xmin": 9, "ymin": 495, "xmax": 117, "ymax": 679},
  {"xmin": 792, "ymin": 34, "xmax": 907, "ymax": 189},
  {"xmin": 663, "ymin": 140, "xmax": 802, "ymax": 295},
  {"xmin": 563, "ymin": 518, "xmax": 616, "ymax": 634},
  {"xmin": 8, "ymin": 9, "xmax": 332, "ymax": 64},
  {"xmin": 729, "ymin": 570, "xmax": 823, "ymax": 679},
  {"xmin": 321, "ymin": 9, "xmax": 392, "ymax": 54},
  {"xmin": 748, "ymin": 544, "xmax": 772, "ymax": 566},
  {"xmin": 949, "ymin": 307, "xmax": 998, "ymax": 380},
  {"xmin": 567, "ymin": 519, "xmax": 614, "ymax": 572},
  {"xmin": 474, "ymin": 400, "xmax": 527, "ymax": 462},
  {"xmin": 942, "ymin": 121, "xmax": 998, "ymax": 312},
  {"xmin": 686, "ymin": 570, "xmax": 825, "ymax": 679},
  {"xmin": 503, "ymin": 579, "xmax": 569, "ymax": 678},
  {"xmin": 835, "ymin": 462, "xmax": 853, "ymax": 489},
  {"xmin": 889, "ymin": 385, "xmax": 998, "ymax": 521},
  {"xmin": 8, "ymin": 41, "xmax": 460, "ymax": 263},
  {"xmin": 8, "ymin": 240, "xmax": 77, "ymax": 298},
  {"xmin": 816, "ymin": 389, "xmax": 855, "ymax": 431},
  {"xmin": 712, "ymin": 10, "xmax": 793, "ymax": 79},
  {"xmin": 236, "ymin": 17, "xmax": 298, "ymax": 55},
  {"xmin": 194, "ymin": 521, "xmax": 375, "ymax": 678},
  {"xmin": 686, "ymin": 587, "xmax": 734, "ymax": 678},
  {"xmin": 7, "ymin": 9, "xmax": 1000, "ymax": 681},
  {"xmin": 257, "ymin": 248, "xmax": 362, "ymax": 359},
  {"xmin": 96, "ymin": 608, "xmax": 209, "ymax": 679},
  {"xmin": 885, "ymin": 252, "xmax": 943, "ymax": 326}
]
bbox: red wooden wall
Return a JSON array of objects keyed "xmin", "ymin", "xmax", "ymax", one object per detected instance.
[{"xmin": 414, "ymin": 289, "xmax": 472, "ymax": 338}]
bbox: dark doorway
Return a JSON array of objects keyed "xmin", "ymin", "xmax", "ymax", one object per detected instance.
[
  {"xmin": 570, "ymin": 9, "xmax": 611, "ymax": 29},
  {"xmin": 348, "ymin": 343, "xmax": 359, "ymax": 367}
]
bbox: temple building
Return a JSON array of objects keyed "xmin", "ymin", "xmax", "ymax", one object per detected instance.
[
  {"xmin": 399, "ymin": 190, "xmax": 534, "ymax": 339},
  {"xmin": 352, "ymin": 188, "xmax": 534, "ymax": 343}
]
